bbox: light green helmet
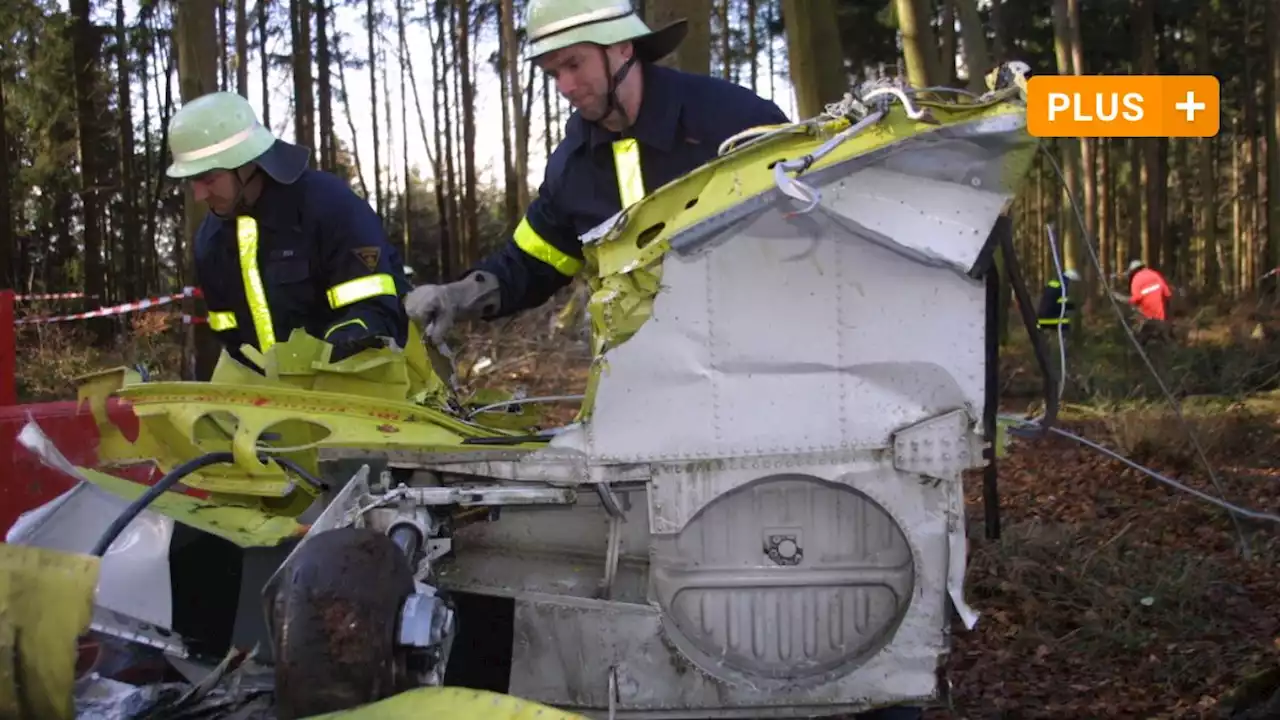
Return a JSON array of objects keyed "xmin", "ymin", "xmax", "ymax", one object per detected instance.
[
  {"xmin": 166, "ymin": 91, "xmax": 279, "ymax": 179},
  {"xmin": 525, "ymin": 0, "xmax": 687, "ymax": 63}
]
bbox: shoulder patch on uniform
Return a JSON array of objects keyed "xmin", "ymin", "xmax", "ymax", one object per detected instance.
[{"xmin": 353, "ymin": 247, "xmax": 381, "ymax": 271}]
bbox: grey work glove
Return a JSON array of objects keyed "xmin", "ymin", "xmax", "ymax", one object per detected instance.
[{"xmin": 404, "ymin": 270, "xmax": 501, "ymax": 343}]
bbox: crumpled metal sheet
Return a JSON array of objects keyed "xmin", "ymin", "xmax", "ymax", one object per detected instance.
[
  {"xmin": 10, "ymin": 420, "xmax": 178, "ymax": 641},
  {"xmin": 0, "ymin": 543, "xmax": 99, "ymax": 720}
]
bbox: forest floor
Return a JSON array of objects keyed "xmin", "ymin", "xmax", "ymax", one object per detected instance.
[{"xmin": 12, "ymin": 290, "xmax": 1280, "ymax": 718}]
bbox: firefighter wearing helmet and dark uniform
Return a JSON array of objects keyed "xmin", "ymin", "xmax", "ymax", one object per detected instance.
[
  {"xmin": 166, "ymin": 91, "xmax": 412, "ymax": 371},
  {"xmin": 403, "ymin": 0, "xmax": 792, "ymax": 340},
  {"xmin": 1036, "ymin": 267, "xmax": 1079, "ymax": 331}
]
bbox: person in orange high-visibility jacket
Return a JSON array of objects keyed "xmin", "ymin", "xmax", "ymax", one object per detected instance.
[
  {"xmin": 1124, "ymin": 259, "xmax": 1176, "ymax": 344},
  {"xmin": 1126, "ymin": 259, "xmax": 1172, "ymax": 321}
]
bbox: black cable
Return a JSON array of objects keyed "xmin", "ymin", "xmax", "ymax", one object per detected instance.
[
  {"xmin": 998, "ymin": 230, "xmax": 1060, "ymax": 437},
  {"xmin": 90, "ymin": 450, "xmax": 328, "ymax": 557}
]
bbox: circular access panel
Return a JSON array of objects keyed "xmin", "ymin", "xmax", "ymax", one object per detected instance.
[{"xmin": 650, "ymin": 473, "xmax": 915, "ymax": 683}]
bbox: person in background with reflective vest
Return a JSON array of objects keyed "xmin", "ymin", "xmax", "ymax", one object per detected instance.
[
  {"xmin": 165, "ymin": 91, "xmax": 412, "ymax": 370},
  {"xmin": 1125, "ymin": 259, "xmax": 1174, "ymax": 342},
  {"xmin": 1036, "ymin": 267, "xmax": 1078, "ymax": 331},
  {"xmin": 403, "ymin": 0, "xmax": 791, "ymax": 340}
]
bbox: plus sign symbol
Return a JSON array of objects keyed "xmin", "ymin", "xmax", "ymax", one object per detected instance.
[
  {"xmin": 1164, "ymin": 77, "xmax": 1219, "ymax": 136},
  {"xmin": 1175, "ymin": 90, "xmax": 1206, "ymax": 122}
]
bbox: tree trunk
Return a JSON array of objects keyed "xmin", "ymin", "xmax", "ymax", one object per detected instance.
[
  {"xmin": 952, "ymin": 0, "xmax": 991, "ymax": 93},
  {"xmin": 236, "ymin": 0, "xmax": 249, "ymax": 96},
  {"xmin": 988, "ymin": 0, "xmax": 1006, "ymax": 63},
  {"xmin": 0, "ymin": 64, "xmax": 9, "ymax": 289},
  {"xmin": 783, "ymin": 0, "xmax": 846, "ymax": 117},
  {"xmin": 381, "ymin": 50, "xmax": 393, "ymax": 223},
  {"xmin": 395, "ymin": 0, "xmax": 410, "ymax": 259},
  {"xmin": 1136, "ymin": 0, "xmax": 1163, "ymax": 268},
  {"xmin": 1050, "ymin": 0, "xmax": 1082, "ymax": 285},
  {"xmin": 69, "ymin": 0, "xmax": 107, "ymax": 322},
  {"xmin": 143, "ymin": 9, "xmax": 176, "ymax": 291},
  {"xmin": 335, "ymin": 37, "xmax": 369, "ymax": 198},
  {"xmin": 939, "ymin": 0, "xmax": 956, "ymax": 86},
  {"xmin": 1267, "ymin": 0, "xmax": 1280, "ymax": 268},
  {"xmin": 497, "ymin": 2, "xmax": 518, "ymax": 224},
  {"xmin": 718, "ymin": 0, "xmax": 731, "ymax": 79},
  {"xmin": 1097, "ymin": 137, "xmax": 1111, "ymax": 281},
  {"xmin": 175, "ymin": 0, "xmax": 223, "ymax": 379},
  {"xmin": 441, "ymin": 2, "xmax": 460, "ymax": 276},
  {"xmin": 895, "ymin": 0, "xmax": 941, "ymax": 88},
  {"xmin": 457, "ymin": 0, "xmax": 479, "ymax": 267},
  {"xmin": 746, "ymin": 0, "xmax": 758, "ymax": 93},
  {"xmin": 117, "ymin": 0, "xmax": 139, "ymax": 298},
  {"xmin": 219, "ymin": 0, "xmax": 229, "ymax": 90},
  {"xmin": 367, "ymin": 0, "xmax": 383, "ymax": 217},
  {"xmin": 1066, "ymin": 0, "xmax": 1093, "ymax": 292},
  {"xmin": 316, "ymin": 0, "xmax": 334, "ymax": 170},
  {"xmin": 647, "ymin": 0, "xmax": 710, "ymax": 74},
  {"xmin": 426, "ymin": 4, "xmax": 452, "ymax": 281},
  {"xmin": 502, "ymin": 0, "xmax": 528, "ymax": 210},
  {"xmin": 1196, "ymin": 3, "xmax": 1217, "ymax": 291},
  {"xmin": 258, "ymin": 0, "xmax": 272, "ymax": 128},
  {"xmin": 291, "ymin": 0, "xmax": 314, "ymax": 153}
]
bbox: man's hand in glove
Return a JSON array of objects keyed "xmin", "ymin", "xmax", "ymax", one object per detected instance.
[
  {"xmin": 404, "ymin": 270, "xmax": 501, "ymax": 343},
  {"xmin": 326, "ymin": 325, "xmax": 389, "ymax": 362}
]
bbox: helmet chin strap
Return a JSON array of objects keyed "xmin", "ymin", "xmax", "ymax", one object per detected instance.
[
  {"xmin": 598, "ymin": 46, "xmax": 637, "ymax": 130},
  {"xmin": 212, "ymin": 165, "xmax": 263, "ymax": 219}
]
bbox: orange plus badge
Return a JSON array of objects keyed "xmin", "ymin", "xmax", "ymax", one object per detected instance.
[{"xmin": 1026, "ymin": 75, "xmax": 1220, "ymax": 138}]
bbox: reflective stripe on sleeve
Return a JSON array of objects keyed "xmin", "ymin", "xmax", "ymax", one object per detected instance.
[
  {"xmin": 327, "ymin": 273, "xmax": 397, "ymax": 309},
  {"xmin": 513, "ymin": 217, "xmax": 583, "ymax": 277},
  {"xmin": 208, "ymin": 311, "xmax": 238, "ymax": 331},
  {"xmin": 325, "ymin": 318, "xmax": 368, "ymax": 338}
]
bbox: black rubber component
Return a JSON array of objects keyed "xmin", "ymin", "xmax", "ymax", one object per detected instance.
[
  {"xmin": 89, "ymin": 451, "xmax": 328, "ymax": 558},
  {"xmin": 265, "ymin": 527, "xmax": 417, "ymax": 720}
]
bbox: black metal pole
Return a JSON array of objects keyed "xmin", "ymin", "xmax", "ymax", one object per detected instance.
[{"xmin": 982, "ymin": 221, "xmax": 1005, "ymax": 541}]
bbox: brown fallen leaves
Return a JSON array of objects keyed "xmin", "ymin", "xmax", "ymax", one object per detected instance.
[{"xmin": 934, "ymin": 414, "xmax": 1280, "ymax": 719}]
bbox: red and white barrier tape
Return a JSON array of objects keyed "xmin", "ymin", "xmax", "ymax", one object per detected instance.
[
  {"xmin": 14, "ymin": 292, "xmax": 98, "ymax": 301},
  {"xmin": 14, "ymin": 287, "xmax": 203, "ymax": 326}
]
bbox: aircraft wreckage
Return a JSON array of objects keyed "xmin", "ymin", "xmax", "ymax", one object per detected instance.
[{"xmin": 4, "ymin": 63, "xmax": 1048, "ymax": 719}]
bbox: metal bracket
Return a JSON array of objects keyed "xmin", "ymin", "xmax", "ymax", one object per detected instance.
[{"xmin": 892, "ymin": 408, "xmax": 980, "ymax": 480}]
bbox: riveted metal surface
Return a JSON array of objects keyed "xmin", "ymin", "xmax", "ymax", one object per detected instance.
[{"xmin": 582, "ymin": 182, "xmax": 990, "ymax": 463}]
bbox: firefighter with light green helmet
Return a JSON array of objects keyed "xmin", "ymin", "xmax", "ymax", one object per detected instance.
[
  {"xmin": 164, "ymin": 90, "xmax": 414, "ymax": 369},
  {"xmin": 403, "ymin": 0, "xmax": 791, "ymax": 340}
]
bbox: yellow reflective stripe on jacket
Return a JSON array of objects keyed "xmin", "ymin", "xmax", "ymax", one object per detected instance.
[
  {"xmin": 208, "ymin": 311, "xmax": 238, "ymax": 331},
  {"xmin": 513, "ymin": 217, "xmax": 583, "ymax": 277},
  {"xmin": 325, "ymin": 318, "xmax": 367, "ymax": 338},
  {"xmin": 612, "ymin": 138, "xmax": 645, "ymax": 207},
  {"xmin": 327, "ymin": 273, "xmax": 397, "ymax": 309},
  {"xmin": 236, "ymin": 216, "xmax": 276, "ymax": 351}
]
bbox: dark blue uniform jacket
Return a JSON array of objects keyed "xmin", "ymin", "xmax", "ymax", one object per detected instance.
[
  {"xmin": 473, "ymin": 62, "xmax": 791, "ymax": 316},
  {"xmin": 195, "ymin": 169, "xmax": 411, "ymax": 368}
]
